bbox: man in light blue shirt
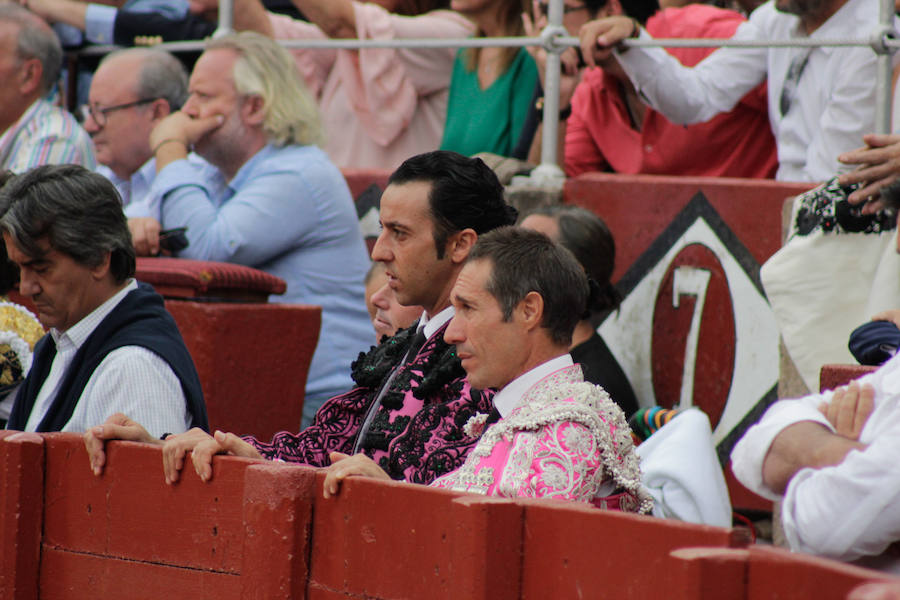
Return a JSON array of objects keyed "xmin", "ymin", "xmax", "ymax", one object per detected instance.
[{"xmin": 133, "ymin": 32, "xmax": 372, "ymax": 425}]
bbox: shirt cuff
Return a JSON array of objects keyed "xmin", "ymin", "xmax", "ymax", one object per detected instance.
[{"xmin": 85, "ymin": 4, "xmax": 117, "ymax": 44}]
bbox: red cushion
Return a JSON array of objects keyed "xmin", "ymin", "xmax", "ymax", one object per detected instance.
[{"xmin": 136, "ymin": 257, "xmax": 286, "ymax": 301}]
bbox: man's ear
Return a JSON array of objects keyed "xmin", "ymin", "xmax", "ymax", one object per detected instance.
[
  {"xmin": 241, "ymin": 94, "xmax": 266, "ymax": 127},
  {"xmin": 518, "ymin": 291, "xmax": 544, "ymax": 332},
  {"xmin": 90, "ymin": 251, "xmax": 113, "ymax": 281},
  {"xmin": 18, "ymin": 58, "xmax": 42, "ymax": 96},
  {"xmin": 446, "ymin": 228, "xmax": 477, "ymax": 264},
  {"xmin": 150, "ymin": 98, "xmax": 172, "ymax": 122}
]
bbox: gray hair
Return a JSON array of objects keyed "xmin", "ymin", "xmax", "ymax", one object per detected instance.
[
  {"xmin": 101, "ymin": 48, "xmax": 189, "ymax": 111},
  {"xmin": 0, "ymin": 4, "xmax": 62, "ymax": 95},
  {"xmin": 468, "ymin": 226, "xmax": 588, "ymax": 347},
  {"xmin": 206, "ymin": 32, "xmax": 323, "ymax": 147},
  {"xmin": 0, "ymin": 165, "xmax": 135, "ymax": 284}
]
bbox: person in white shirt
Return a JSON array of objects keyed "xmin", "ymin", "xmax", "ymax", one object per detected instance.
[
  {"xmin": 85, "ymin": 48, "xmax": 189, "ymax": 217},
  {"xmin": 1, "ymin": 164, "xmax": 207, "ymax": 437},
  {"xmin": 578, "ymin": 0, "xmax": 887, "ymax": 182},
  {"xmin": 731, "ymin": 359, "xmax": 900, "ymax": 573}
]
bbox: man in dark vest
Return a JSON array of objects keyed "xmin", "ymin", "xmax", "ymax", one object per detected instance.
[{"xmin": 2, "ymin": 164, "xmax": 207, "ymax": 436}]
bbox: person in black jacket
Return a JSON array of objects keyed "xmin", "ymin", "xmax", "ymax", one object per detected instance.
[{"xmin": 1, "ymin": 164, "xmax": 207, "ymax": 436}]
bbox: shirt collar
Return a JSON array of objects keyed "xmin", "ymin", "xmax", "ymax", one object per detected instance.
[
  {"xmin": 50, "ymin": 279, "xmax": 137, "ymax": 350},
  {"xmin": 492, "ymin": 353, "xmax": 574, "ymax": 418},
  {"xmin": 420, "ymin": 305, "xmax": 454, "ymax": 341}
]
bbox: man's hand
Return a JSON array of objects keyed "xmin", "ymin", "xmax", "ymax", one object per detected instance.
[
  {"xmin": 191, "ymin": 430, "xmax": 262, "ymax": 482},
  {"xmin": 849, "ymin": 581, "xmax": 900, "ymax": 600},
  {"xmin": 161, "ymin": 428, "xmax": 217, "ymax": 485},
  {"xmin": 838, "ymin": 133, "xmax": 900, "ymax": 209},
  {"xmin": 129, "ymin": 217, "xmax": 162, "ymax": 257},
  {"xmin": 83, "ymin": 413, "xmax": 160, "ymax": 476},
  {"xmin": 149, "ymin": 111, "xmax": 223, "ymax": 153},
  {"xmin": 818, "ymin": 382, "xmax": 875, "ymax": 441},
  {"xmin": 321, "ymin": 452, "xmax": 391, "ymax": 498},
  {"xmin": 872, "ymin": 309, "xmax": 900, "ymax": 329},
  {"xmin": 523, "ymin": 6, "xmax": 583, "ymax": 108},
  {"xmin": 579, "ymin": 16, "xmax": 636, "ymax": 69}
]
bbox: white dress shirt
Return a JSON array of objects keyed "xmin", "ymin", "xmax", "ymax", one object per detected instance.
[
  {"xmin": 732, "ymin": 352, "xmax": 900, "ymax": 571},
  {"xmin": 24, "ymin": 279, "xmax": 190, "ymax": 437},
  {"xmin": 492, "ymin": 354, "xmax": 574, "ymax": 417},
  {"xmin": 97, "ymin": 158, "xmax": 157, "ymax": 216},
  {"xmin": 616, "ymin": 0, "xmax": 889, "ymax": 182}
]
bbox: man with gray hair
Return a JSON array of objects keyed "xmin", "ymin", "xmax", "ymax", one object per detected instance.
[
  {"xmin": 129, "ymin": 31, "xmax": 372, "ymax": 422},
  {"xmin": 0, "ymin": 3, "xmax": 94, "ymax": 172},
  {"xmin": 2, "ymin": 164, "xmax": 207, "ymax": 437},
  {"xmin": 83, "ymin": 48, "xmax": 191, "ymax": 213}
]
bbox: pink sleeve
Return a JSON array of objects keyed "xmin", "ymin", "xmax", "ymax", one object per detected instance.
[
  {"xmin": 511, "ymin": 421, "xmax": 606, "ymax": 502},
  {"xmin": 268, "ymin": 12, "xmax": 335, "ymax": 99},
  {"xmin": 336, "ymin": 4, "xmax": 472, "ymax": 146}
]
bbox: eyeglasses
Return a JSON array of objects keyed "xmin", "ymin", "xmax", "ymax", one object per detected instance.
[
  {"xmin": 77, "ymin": 98, "xmax": 159, "ymax": 128},
  {"xmin": 536, "ymin": 2, "xmax": 588, "ymax": 16}
]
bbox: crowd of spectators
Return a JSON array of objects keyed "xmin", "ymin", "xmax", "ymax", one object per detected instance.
[{"xmin": 2, "ymin": 0, "xmax": 900, "ymax": 582}]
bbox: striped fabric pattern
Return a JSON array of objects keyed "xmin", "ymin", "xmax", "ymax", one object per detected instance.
[{"xmin": 0, "ymin": 99, "xmax": 96, "ymax": 173}]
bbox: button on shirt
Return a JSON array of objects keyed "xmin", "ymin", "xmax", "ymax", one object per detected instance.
[
  {"xmin": 23, "ymin": 280, "xmax": 190, "ymax": 437},
  {"xmin": 615, "ymin": 0, "xmax": 892, "ymax": 182}
]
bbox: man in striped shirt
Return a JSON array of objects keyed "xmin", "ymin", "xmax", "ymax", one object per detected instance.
[{"xmin": 0, "ymin": 4, "xmax": 94, "ymax": 173}]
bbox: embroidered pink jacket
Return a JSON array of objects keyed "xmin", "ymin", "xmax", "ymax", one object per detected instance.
[
  {"xmin": 245, "ymin": 323, "xmax": 495, "ymax": 484},
  {"xmin": 431, "ymin": 365, "xmax": 652, "ymax": 513}
]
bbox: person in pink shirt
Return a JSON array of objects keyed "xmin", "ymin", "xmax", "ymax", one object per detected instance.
[
  {"xmin": 565, "ymin": 3, "xmax": 777, "ymax": 178},
  {"xmin": 221, "ymin": 0, "xmax": 474, "ymax": 170},
  {"xmin": 323, "ymin": 226, "xmax": 652, "ymax": 512}
]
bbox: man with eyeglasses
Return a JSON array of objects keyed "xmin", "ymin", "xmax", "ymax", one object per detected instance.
[
  {"xmin": 579, "ymin": 0, "xmax": 894, "ymax": 183},
  {"xmin": 84, "ymin": 47, "xmax": 197, "ymax": 215},
  {"xmin": 0, "ymin": 4, "xmax": 94, "ymax": 173}
]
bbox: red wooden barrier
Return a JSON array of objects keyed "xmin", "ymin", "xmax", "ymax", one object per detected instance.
[
  {"xmin": 165, "ymin": 302, "xmax": 320, "ymax": 439},
  {"xmin": 820, "ymin": 363, "xmax": 878, "ymax": 393},
  {"xmin": 0, "ymin": 433, "xmax": 892, "ymax": 599}
]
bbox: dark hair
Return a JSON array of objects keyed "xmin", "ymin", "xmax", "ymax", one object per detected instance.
[
  {"xmin": 527, "ymin": 205, "xmax": 621, "ymax": 315},
  {"xmin": 0, "ymin": 3, "xmax": 63, "ymax": 95},
  {"xmin": 0, "ymin": 165, "xmax": 136, "ymax": 284},
  {"xmin": 469, "ymin": 226, "xmax": 587, "ymax": 347},
  {"xmin": 388, "ymin": 151, "xmax": 519, "ymax": 258},
  {"xmin": 581, "ymin": 0, "xmax": 658, "ymax": 23}
]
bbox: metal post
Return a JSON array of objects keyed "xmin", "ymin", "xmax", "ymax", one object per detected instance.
[
  {"xmin": 214, "ymin": 0, "xmax": 235, "ymax": 38},
  {"xmin": 530, "ymin": 0, "xmax": 567, "ymax": 185},
  {"xmin": 874, "ymin": 0, "xmax": 895, "ymax": 134}
]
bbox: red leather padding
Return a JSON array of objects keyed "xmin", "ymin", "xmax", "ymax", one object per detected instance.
[{"xmin": 136, "ymin": 257, "xmax": 286, "ymax": 302}]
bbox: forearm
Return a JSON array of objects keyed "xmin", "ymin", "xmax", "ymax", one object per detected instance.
[
  {"xmin": 781, "ymin": 433, "xmax": 900, "ymax": 561},
  {"xmin": 289, "ymin": 0, "xmax": 356, "ymax": 38},
  {"xmin": 233, "ymin": 0, "xmax": 275, "ymax": 36},
  {"xmin": 32, "ymin": 0, "xmax": 88, "ymax": 29},
  {"xmin": 761, "ymin": 421, "xmax": 865, "ymax": 495}
]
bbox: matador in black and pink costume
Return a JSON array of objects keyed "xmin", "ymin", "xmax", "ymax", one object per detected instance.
[{"xmin": 243, "ymin": 321, "xmax": 495, "ymax": 484}]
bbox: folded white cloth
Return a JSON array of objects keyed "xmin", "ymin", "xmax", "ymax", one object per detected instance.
[{"xmin": 636, "ymin": 408, "xmax": 732, "ymax": 527}]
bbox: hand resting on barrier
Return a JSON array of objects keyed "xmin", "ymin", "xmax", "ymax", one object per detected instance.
[
  {"xmin": 162, "ymin": 428, "xmax": 263, "ymax": 484},
  {"xmin": 322, "ymin": 452, "xmax": 391, "ymax": 499},
  {"xmin": 83, "ymin": 413, "xmax": 163, "ymax": 476}
]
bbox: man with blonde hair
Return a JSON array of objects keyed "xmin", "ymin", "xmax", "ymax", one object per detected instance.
[{"xmin": 130, "ymin": 32, "xmax": 371, "ymax": 421}]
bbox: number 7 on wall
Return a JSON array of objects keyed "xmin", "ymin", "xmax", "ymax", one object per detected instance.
[{"xmin": 671, "ymin": 266, "xmax": 711, "ymax": 409}]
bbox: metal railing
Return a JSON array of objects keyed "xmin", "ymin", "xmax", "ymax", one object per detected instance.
[{"xmin": 78, "ymin": 0, "xmax": 898, "ymax": 185}]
